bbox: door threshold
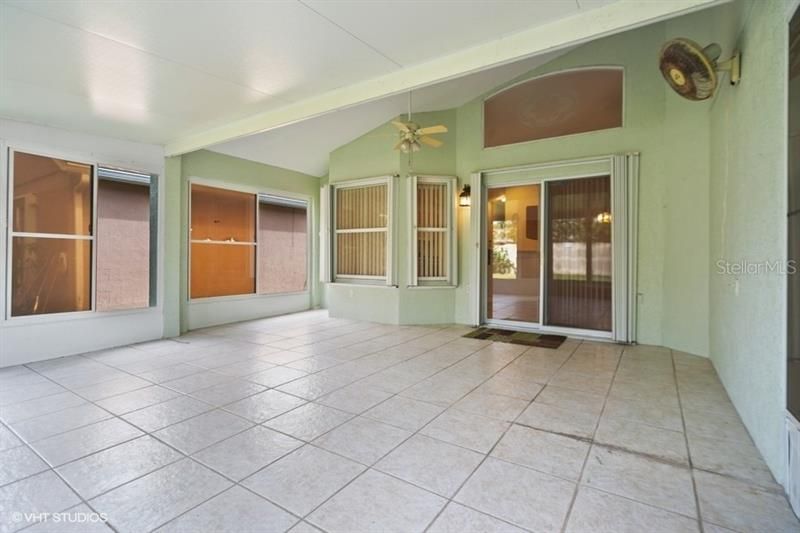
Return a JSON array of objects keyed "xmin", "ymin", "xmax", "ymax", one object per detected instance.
[{"xmin": 483, "ymin": 319, "xmax": 615, "ymax": 342}]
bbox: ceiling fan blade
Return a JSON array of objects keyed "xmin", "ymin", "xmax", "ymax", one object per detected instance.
[
  {"xmin": 391, "ymin": 121, "xmax": 411, "ymax": 132},
  {"xmin": 419, "ymin": 136, "xmax": 443, "ymax": 148},
  {"xmin": 416, "ymin": 125, "xmax": 447, "ymax": 135},
  {"xmin": 393, "ymin": 140, "xmax": 405, "ymax": 151}
]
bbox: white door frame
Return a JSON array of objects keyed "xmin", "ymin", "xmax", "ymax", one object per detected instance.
[{"xmin": 471, "ymin": 154, "xmax": 639, "ymax": 342}]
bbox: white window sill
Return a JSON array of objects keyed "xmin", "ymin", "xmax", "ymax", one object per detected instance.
[{"xmin": 189, "ymin": 291, "xmax": 310, "ymax": 305}]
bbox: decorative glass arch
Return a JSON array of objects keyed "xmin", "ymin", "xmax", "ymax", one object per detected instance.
[{"xmin": 483, "ymin": 67, "xmax": 623, "ymax": 148}]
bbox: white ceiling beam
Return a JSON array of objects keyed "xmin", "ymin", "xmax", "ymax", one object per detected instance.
[{"xmin": 165, "ymin": 0, "xmax": 726, "ymax": 156}]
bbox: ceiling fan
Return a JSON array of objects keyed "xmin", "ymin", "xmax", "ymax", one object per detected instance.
[{"xmin": 392, "ymin": 92, "xmax": 448, "ymax": 153}]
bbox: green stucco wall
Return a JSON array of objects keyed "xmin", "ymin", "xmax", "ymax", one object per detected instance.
[
  {"xmin": 325, "ymin": 9, "xmax": 726, "ymax": 354},
  {"xmin": 708, "ymin": 0, "xmax": 789, "ymax": 484}
]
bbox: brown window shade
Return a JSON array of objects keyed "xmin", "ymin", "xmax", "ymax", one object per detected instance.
[
  {"xmin": 11, "ymin": 237, "xmax": 91, "ymax": 316},
  {"xmin": 190, "ymin": 184, "xmax": 256, "ymax": 298},
  {"xmin": 417, "ymin": 182, "xmax": 448, "ymax": 280},
  {"xmin": 191, "ymin": 242, "xmax": 255, "ymax": 298},
  {"xmin": 545, "ymin": 175, "xmax": 612, "ymax": 331},
  {"xmin": 13, "ymin": 152, "xmax": 93, "ymax": 236},
  {"xmin": 258, "ymin": 202, "xmax": 308, "ymax": 294},
  {"xmin": 335, "ymin": 183, "xmax": 388, "ymax": 278},
  {"xmin": 336, "ymin": 232, "xmax": 387, "ymax": 277},
  {"xmin": 484, "ymin": 68, "xmax": 623, "ymax": 148},
  {"xmin": 96, "ymin": 180, "xmax": 150, "ymax": 311},
  {"xmin": 336, "ymin": 185, "xmax": 388, "ymax": 229},
  {"xmin": 190, "ymin": 184, "xmax": 255, "ymax": 242},
  {"xmin": 417, "ymin": 232, "xmax": 446, "ymax": 279}
]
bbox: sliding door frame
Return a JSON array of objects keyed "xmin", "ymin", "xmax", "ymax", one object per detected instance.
[{"xmin": 474, "ymin": 154, "xmax": 638, "ymax": 342}]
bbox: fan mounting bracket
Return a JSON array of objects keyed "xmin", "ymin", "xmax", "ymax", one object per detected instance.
[{"xmin": 717, "ymin": 51, "xmax": 741, "ymax": 86}]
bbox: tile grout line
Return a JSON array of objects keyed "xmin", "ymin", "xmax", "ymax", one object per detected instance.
[
  {"xmin": 233, "ymin": 335, "xmax": 499, "ymax": 528},
  {"xmin": 147, "ymin": 325, "xmax": 466, "ymax": 532},
  {"xmin": 0, "ymin": 417, "xmax": 122, "ymax": 533},
  {"xmin": 419, "ymin": 339, "xmax": 585, "ymax": 533},
  {"xmin": 3, "ymin": 323, "xmax": 453, "ymax": 457},
  {"xmin": 297, "ymin": 340, "xmax": 535, "ymax": 532},
  {"xmin": 558, "ymin": 341, "xmax": 624, "ymax": 533},
  {"xmin": 672, "ymin": 349, "xmax": 706, "ymax": 533},
  {"xmin": 7, "ymin": 332, "xmax": 624, "ymax": 533},
  {"xmin": 6, "ymin": 319, "xmax": 753, "ymax": 533}
]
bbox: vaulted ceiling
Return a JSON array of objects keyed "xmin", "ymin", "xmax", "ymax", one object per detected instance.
[{"xmin": 0, "ymin": 0, "xmax": 725, "ymax": 176}]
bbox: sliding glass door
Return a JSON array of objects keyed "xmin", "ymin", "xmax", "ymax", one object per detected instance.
[
  {"xmin": 484, "ymin": 175, "xmax": 613, "ymax": 333},
  {"xmin": 487, "ymin": 184, "xmax": 541, "ymax": 323},
  {"xmin": 544, "ymin": 176, "xmax": 612, "ymax": 331}
]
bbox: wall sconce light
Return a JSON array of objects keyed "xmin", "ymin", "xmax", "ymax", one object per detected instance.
[{"xmin": 459, "ymin": 185, "xmax": 471, "ymax": 207}]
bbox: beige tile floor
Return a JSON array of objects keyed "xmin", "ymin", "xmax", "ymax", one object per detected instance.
[{"xmin": 1, "ymin": 310, "xmax": 798, "ymax": 532}]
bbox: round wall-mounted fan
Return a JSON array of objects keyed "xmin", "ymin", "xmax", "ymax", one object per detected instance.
[
  {"xmin": 392, "ymin": 92, "xmax": 448, "ymax": 153},
  {"xmin": 658, "ymin": 38, "xmax": 740, "ymax": 101}
]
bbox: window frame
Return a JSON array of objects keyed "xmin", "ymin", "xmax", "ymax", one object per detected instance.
[
  {"xmin": 330, "ymin": 176, "xmax": 394, "ymax": 286},
  {"xmin": 187, "ymin": 177, "xmax": 313, "ymax": 303},
  {"xmin": 4, "ymin": 146, "xmax": 160, "ymax": 322},
  {"xmin": 408, "ymin": 175, "xmax": 457, "ymax": 287}
]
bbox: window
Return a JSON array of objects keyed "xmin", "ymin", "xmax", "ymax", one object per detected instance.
[
  {"xmin": 189, "ymin": 183, "xmax": 310, "ymax": 299},
  {"xmin": 96, "ymin": 169, "xmax": 155, "ymax": 311},
  {"xmin": 333, "ymin": 179, "xmax": 391, "ymax": 283},
  {"xmin": 189, "ymin": 184, "xmax": 256, "ymax": 299},
  {"xmin": 258, "ymin": 195, "xmax": 308, "ymax": 294},
  {"xmin": 483, "ymin": 68, "xmax": 623, "ymax": 148},
  {"xmin": 410, "ymin": 176, "xmax": 456, "ymax": 286},
  {"xmin": 8, "ymin": 150, "xmax": 156, "ymax": 317}
]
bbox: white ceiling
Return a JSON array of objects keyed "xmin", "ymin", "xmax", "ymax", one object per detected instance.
[
  {"xmin": 207, "ymin": 50, "xmax": 567, "ymax": 176},
  {"xmin": 0, "ymin": 0, "xmax": 618, "ymax": 148},
  {"xmin": 0, "ymin": 0, "xmax": 727, "ymax": 176}
]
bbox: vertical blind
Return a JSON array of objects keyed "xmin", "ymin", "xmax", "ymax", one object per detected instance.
[
  {"xmin": 335, "ymin": 184, "xmax": 388, "ymax": 278},
  {"xmin": 416, "ymin": 182, "xmax": 448, "ymax": 279},
  {"xmin": 545, "ymin": 175, "xmax": 612, "ymax": 331}
]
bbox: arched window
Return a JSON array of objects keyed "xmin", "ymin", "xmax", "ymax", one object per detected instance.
[{"xmin": 483, "ymin": 67, "xmax": 623, "ymax": 148}]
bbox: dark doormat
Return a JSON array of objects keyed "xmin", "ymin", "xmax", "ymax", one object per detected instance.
[{"xmin": 463, "ymin": 327, "xmax": 566, "ymax": 349}]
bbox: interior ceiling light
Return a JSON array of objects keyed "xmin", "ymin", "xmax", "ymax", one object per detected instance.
[
  {"xmin": 596, "ymin": 212, "xmax": 612, "ymax": 224},
  {"xmin": 393, "ymin": 92, "xmax": 447, "ymax": 153}
]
